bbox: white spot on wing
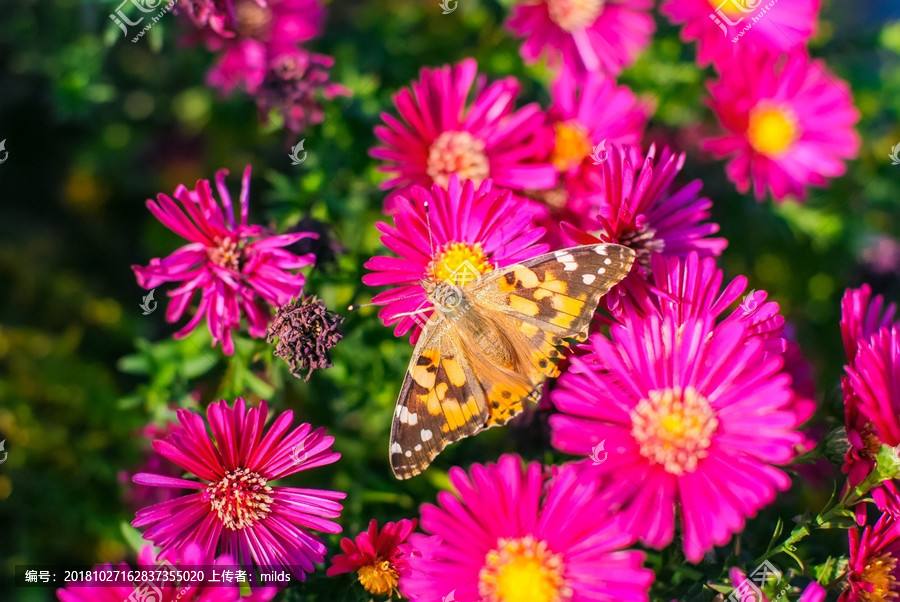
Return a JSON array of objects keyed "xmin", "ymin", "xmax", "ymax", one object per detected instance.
[
  {"xmin": 421, "ymin": 429, "xmax": 433, "ymax": 442},
  {"xmin": 582, "ymin": 274, "xmax": 596, "ymax": 285},
  {"xmin": 390, "ymin": 442, "xmax": 403, "ymax": 454}
]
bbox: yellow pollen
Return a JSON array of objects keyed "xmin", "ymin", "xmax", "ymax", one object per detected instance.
[
  {"xmin": 235, "ymin": 0, "xmax": 273, "ymax": 38},
  {"xmin": 206, "ymin": 468, "xmax": 273, "ymax": 531},
  {"xmin": 551, "ymin": 121, "xmax": 592, "ymax": 172},
  {"xmin": 747, "ymin": 103, "xmax": 799, "ymax": 158},
  {"xmin": 860, "ymin": 553, "xmax": 899, "ymax": 602},
  {"xmin": 208, "ymin": 236, "xmax": 243, "ymax": 271},
  {"xmin": 546, "ymin": 0, "xmax": 605, "ymax": 31},
  {"xmin": 479, "ymin": 536, "xmax": 571, "ymax": 602},
  {"xmin": 427, "ymin": 131, "xmax": 490, "ymax": 188},
  {"xmin": 630, "ymin": 387, "xmax": 719, "ymax": 475},
  {"xmin": 708, "ymin": 0, "xmax": 746, "ymax": 19},
  {"xmin": 428, "ymin": 241, "xmax": 494, "ymax": 286},
  {"xmin": 357, "ymin": 560, "xmax": 399, "ymax": 596}
]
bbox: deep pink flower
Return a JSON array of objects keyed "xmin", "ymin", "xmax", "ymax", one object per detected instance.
[
  {"xmin": 362, "ymin": 177, "xmax": 548, "ymax": 342},
  {"xmin": 184, "ymin": 0, "xmax": 323, "ymax": 52},
  {"xmin": 131, "ymin": 166, "xmax": 316, "ymax": 355},
  {"xmin": 550, "ymin": 257, "xmax": 804, "ymax": 562},
  {"xmin": 561, "ymin": 145, "xmax": 727, "ymax": 270},
  {"xmin": 661, "ymin": 0, "xmax": 820, "ymax": 70},
  {"xmin": 371, "ymin": 58, "xmax": 556, "ymax": 208},
  {"xmin": 131, "ymin": 399, "xmax": 345, "ymax": 578},
  {"xmin": 728, "ymin": 567, "xmax": 825, "ymax": 602},
  {"xmin": 841, "ymin": 512, "xmax": 900, "ymax": 601},
  {"xmin": 327, "ymin": 519, "xmax": 417, "ymax": 597},
  {"xmin": 506, "ymin": 0, "xmax": 655, "ymax": 77},
  {"xmin": 842, "ymin": 285, "xmax": 897, "ymax": 363},
  {"xmin": 705, "ymin": 50, "xmax": 860, "ymax": 202},
  {"xmin": 56, "ymin": 545, "xmax": 277, "ymax": 602},
  {"xmin": 846, "ymin": 326, "xmax": 900, "ymax": 448},
  {"xmin": 399, "ymin": 454, "xmax": 654, "ymax": 602},
  {"xmin": 537, "ymin": 74, "xmax": 649, "ymax": 223}
]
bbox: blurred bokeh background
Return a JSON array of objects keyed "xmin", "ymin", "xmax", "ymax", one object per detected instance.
[{"xmin": 0, "ymin": 0, "xmax": 898, "ymax": 600}]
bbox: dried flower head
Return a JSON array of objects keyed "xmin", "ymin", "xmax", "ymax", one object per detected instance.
[{"xmin": 267, "ymin": 295, "xmax": 343, "ymax": 380}]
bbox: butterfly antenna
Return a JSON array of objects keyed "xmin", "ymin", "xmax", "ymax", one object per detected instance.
[
  {"xmin": 347, "ymin": 291, "xmax": 429, "ymax": 312},
  {"xmin": 423, "ymin": 201, "xmax": 435, "ymax": 257}
]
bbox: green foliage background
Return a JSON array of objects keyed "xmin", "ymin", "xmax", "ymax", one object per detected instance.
[{"xmin": 0, "ymin": 0, "xmax": 898, "ymax": 600}]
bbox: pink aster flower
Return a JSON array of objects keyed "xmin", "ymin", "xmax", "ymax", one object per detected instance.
[
  {"xmin": 841, "ymin": 512, "xmax": 900, "ymax": 601},
  {"xmin": 550, "ymin": 261, "xmax": 804, "ymax": 562},
  {"xmin": 846, "ymin": 326, "xmax": 900, "ymax": 448},
  {"xmin": 705, "ymin": 50, "xmax": 860, "ymax": 202},
  {"xmin": 131, "ymin": 399, "xmax": 345, "ymax": 578},
  {"xmin": 728, "ymin": 567, "xmax": 825, "ymax": 602},
  {"xmin": 327, "ymin": 519, "xmax": 417, "ymax": 597},
  {"xmin": 371, "ymin": 58, "xmax": 556, "ymax": 208},
  {"xmin": 131, "ymin": 166, "xmax": 316, "ymax": 355},
  {"xmin": 506, "ymin": 0, "xmax": 655, "ymax": 77},
  {"xmin": 57, "ymin": 545, "xmax": 277, "ymax": 602},
  {"xmin": 661, "ymin": 0, "xmax": 819, "ymax": 70},
  {"xmin": 537, "ymin": 74, "xmax": 649, "ymax": 221},
  {"xmin": 840, "ymin": 285, "xmax": 898, "ymax": 486},
  {"xmin": 561, "ymin": 145, "xmax": 727, "ymax": 270},
  {"xmin": 362, "ymin": 177, "xmax": 548, "ymax": 342},
  {"xmin": 399, "ymin": 454, "xmax": 654, "ymax": 602}
]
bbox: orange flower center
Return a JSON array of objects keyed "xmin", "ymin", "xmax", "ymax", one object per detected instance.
[
  {"xmin": 747, "ymin": 103, "xmax": 799, "ymax": 158},
  {"xmin": 547, "ymin": 0, "xmax": 605, "ymax": 31},
  {"xmin": 427, "ymin": 131, "xmax": 490, "ymax": 188},
  {"xmin": 551, "ymin": 121, "xmax": 592, "ymax": 172},
  {"xmin": 428, "ymin": 241, "xmax": 494, "ymax": 286},
  {"xmin": 208, "ymin": 236, "xmax": 244, "ymax": 271},
  {"xmin": 357, "ymin": 559, "xmax": 399, "ymax": 596},
  {"xmin": 630, "ymin": 387, "xmax": 719, "ymax": 475},
  {"xmin": 479, "ymin": 536, "xmax": 571, "ymax": 602},
  {"xmin": 206, "ymin": 468, "xmax": 273, "ymax": 531},
  {"xmin": 859, "ymin": 552, "xmax": 899, "ymax": 602}
]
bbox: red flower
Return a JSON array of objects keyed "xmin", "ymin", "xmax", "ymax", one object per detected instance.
[{"xmin": 327, "ymin": 519, "xmax": 417, "ymax": 596}]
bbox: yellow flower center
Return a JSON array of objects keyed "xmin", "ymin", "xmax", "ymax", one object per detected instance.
[
  {"xmin": 428, "ymin": 241, "xmax": 494, "ymax": 286},
  {"xmin": 427, "ymin": 130, "xmax": 491, "ymax": 188},
  {"xmin": 205, "ymin": 468, "xmax": 273, "ymax": 531},
  {"xmin": 708, "ymin": 0, "xmax": 746, "ymax": 20},
  {"xmin": 479, "ymin": 536, "xmax": 571, "ymax": 602},
  {"xmin": 747, "ymin": 103, "xmax": 799, "ymax": 158},
  {"xmin": 551, "ymin": 121, "xmax": 592, "ymax": 172},
  {"xmin": 546, "ymin": 0, "xmax": 605, "ymax": 31},
  {"xmin": 860, "ymin": 553, "xmax": 899, "ymax": 602},
  {"xmin": 208, "ymin": 236, "xmax": 243, "ymax": 271},
  {"xmin": 357, "ymin": 560, "xmax": 399, "ymax": 596},
  {"xmin": 630, "ymin": 387, "xmax": 719, "ymax": 475}
]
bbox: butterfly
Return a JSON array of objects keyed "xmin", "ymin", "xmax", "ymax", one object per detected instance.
[{"xmin": 389, "ymin": 243, "xmax": 636, "ymax": 479}]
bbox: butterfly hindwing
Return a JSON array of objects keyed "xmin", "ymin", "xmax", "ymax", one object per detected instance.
[{"xmin": 389, "ymin": 317, "xmax": 488, "ymax": 479}]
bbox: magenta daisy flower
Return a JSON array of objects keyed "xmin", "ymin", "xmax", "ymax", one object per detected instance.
[
  {"xmin": 840, "ymin": 285, "xmax": 898, "ymax": 486},
  {"xmin": 561, "ymin": 145, "xmax": 727, "ymax": 268},
  {"xmin": 841, "ymin": 512, "xmax": 900, "ymax": 601},
  {"xmin": 538, "ymin": 74, "xmax": 649, "ymax": 219},
  {"xmin": 661, "ymin": 0, "xmax": 819, "ymax": 70},
  {"xmin": 506, "ymin": 0, "xmax": 655, "ymax": 77},
  {"xmin": 371, "ymin": 58, "xmax": 555, "ymax": 207},
  {"xmin": 399, "ymin": 454, "xmax": 654, "ymax": 602},
  {"xmin": 132, "ymin": 166, "xmax": 316, "ymax": 355},
  {"xmin": 550, "ymin": 257, "xmax": 804, "ymax": 562},
  {"xmin": 362, "ymin": 177, "xmax": 548, "ymax": 342},
  {"xmin": 131, "ymin": 398, "xmax": 345, "ymax": 578},
  {"xmin": 327, "ymin": 518, "xmax": 417, "ymax": 597},
  {"xmin": 705, "ymin": 50, "xmax": 860, "ymax": 202},
  {"xmin": 846, "ymin": 326, "xmax": 900, "ymax": 448},
  {"xmin": 57, "ymin": 545, "xmax": 277, "ymax": 602}
]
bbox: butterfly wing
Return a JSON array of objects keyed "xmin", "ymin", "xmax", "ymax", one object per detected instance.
[{"xmin": 389, "ymin": 314, "xmax": 489, "ymax": 479}]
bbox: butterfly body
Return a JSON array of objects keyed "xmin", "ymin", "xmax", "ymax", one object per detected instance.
[{"xmin": 389, "ymin": 243, "xmax": 636, "ymax": 479}]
